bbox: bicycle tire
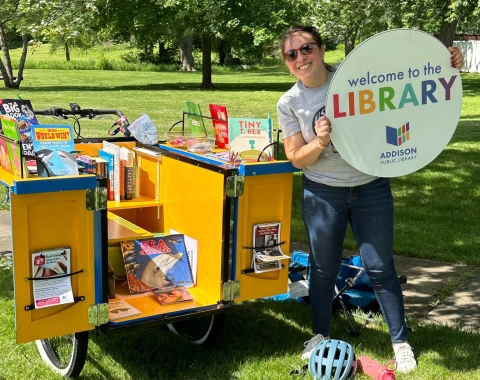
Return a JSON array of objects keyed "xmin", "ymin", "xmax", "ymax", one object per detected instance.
[
  {"xmin": 167, "ymin": 313, "xmax": 226, "ymax": 347},
  {"xmin": 35, "ymin": 331, "xmax": 89, "ymax": 378}
]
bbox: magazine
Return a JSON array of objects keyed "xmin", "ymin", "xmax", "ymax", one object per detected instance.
[
  {"xmin": 152, "ymin": 285, "xmax": 194, "ymax": 305},
  {"xmin": 120, "ymin": 234, "xmax": 194, "ymax": 295},
  {"xmin": 31, "ymin": 247, "xmax": 74, "ymax": 309},
  {"xmin": 31, "ymin": 124, "xmax": 78, "ymax": 176},
  {"xmin": 108, "ymin": 299, "xmax": 141, "ymax": 321},
  {"xmin": 251, "ymin": 222, "xmax": 290, "ymax": 273}
]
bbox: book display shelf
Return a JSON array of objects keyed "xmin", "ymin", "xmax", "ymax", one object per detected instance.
[{"xmin": 1, "ymin": 135, "xmax": 298, "ymax": 378}]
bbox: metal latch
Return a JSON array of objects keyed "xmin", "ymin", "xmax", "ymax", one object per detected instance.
[
  {"xmin": 88, "ymin": 303, "xmax": 109, "ymax": 326},
  {"xmin": 86, "ymin": 187, "xmax": 108, "ymax": 210},
  {"xmin": 223, "ymin": 280, "xmax": 240, "ymax": 301},
  {"xmin": 226, "ymin": 176, "xmax": 244, "ymax": 197}
]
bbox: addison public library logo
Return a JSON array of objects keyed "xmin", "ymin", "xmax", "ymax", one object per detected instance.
[
  {"xmin": 380, "ymin": 121, "xmax": 417, "ymax": 164},
  {"xmin": 386, "ymin": 122, "xmax": 410, "ymax": 146}
]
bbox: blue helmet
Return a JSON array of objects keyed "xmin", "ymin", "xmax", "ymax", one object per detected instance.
[{"xmin": 308, "ymin": 339, "xmax": 357, "ymax": 380}]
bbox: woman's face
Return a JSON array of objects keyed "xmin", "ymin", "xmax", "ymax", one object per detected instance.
[{"xmin": 284, "ymin": 32, "xmax": 326, "ymax": 88}]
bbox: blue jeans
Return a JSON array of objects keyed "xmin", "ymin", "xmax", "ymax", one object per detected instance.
[{"xmin": 302, "ymin": 176, "xmax": 409, "ymax": 343}]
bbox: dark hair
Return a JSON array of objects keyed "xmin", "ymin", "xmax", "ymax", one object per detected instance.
[{"xmin": 281, "ymin": 24, "xmax": 335, "ymax": 72}]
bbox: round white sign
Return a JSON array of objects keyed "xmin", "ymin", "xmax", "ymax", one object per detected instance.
[{"xmin": 325, "ymin": 29, "xmax": 463, "ymax": 177}]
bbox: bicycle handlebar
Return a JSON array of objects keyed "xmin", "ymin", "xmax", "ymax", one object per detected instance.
[
  {"xmin": 33, "ymin": 105, "xmax": 130, "ymax": 137},
  {"xmin": 34, "ymin": 106, "xmax": 125, "ymax": 119}
]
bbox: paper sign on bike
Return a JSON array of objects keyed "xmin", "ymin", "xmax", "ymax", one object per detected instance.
[
  {"xmin": 325, "ymin": 29, "xmax": 463, "ymax": 177},
  {"xmin": 31, "ymin": 247, "xmax": 74, "ymax": 309}
]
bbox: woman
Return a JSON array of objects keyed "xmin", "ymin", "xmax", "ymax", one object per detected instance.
[{"xmin": 277, "ymin": 24, "xmax": 464, "ymax": 373}]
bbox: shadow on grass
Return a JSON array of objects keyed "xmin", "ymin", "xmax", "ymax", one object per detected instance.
[
  {"xmin": 19, "ymin": 82, "xmax": 295, "ymax": 94},
  {"xmin": 85, "ymin": 299, "xmax": 480, "ymax": 379}
]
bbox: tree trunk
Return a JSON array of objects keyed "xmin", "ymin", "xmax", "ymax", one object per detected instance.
[
  {"xmin": 178, "ymin": 35, "xmax": 195, "ymax": 71},
  {"xmin": 437, "ymin": 19, "xmax": 458, "ymax": 47},
  {"xmin": 65, "ymin": 42, "xmax": 70, "ymax": 61},
  {"xmin": 0, "ymin": 25, "xmax": 24, "ymax": 89},
  {"xmin": 200, "ymin": 34, "xmax": 214, "ymax": 89},
  {"xmin": 344, "ymin": 27, "xmax": 359, "ymax": 57}
]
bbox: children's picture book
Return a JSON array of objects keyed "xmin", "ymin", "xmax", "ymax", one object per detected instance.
[
  {"xmin": 108, "ymin": 299, "xmax": 141, "ymax": 321},
  {"xmin": 152, "ymin": 285, "xmax": 193, "ymax": 305},
  {"xmin": 31, "ymin": 124, "xmax": 78, "ymax": 176},
  {"xmin": 0, "ymin": 115, "xmax": 23, "ymax": 177},
  {"xmin": 228, "ymin": 116, "xmax": 274, "ymax": 163},
  {"xmin": 0, "ymin": 137, "xmax": 13, "ymax": 174},
  {"xmin": 120, "ymin": 234, "xmax": 194, "ymax": 295},
  {"xmin": 208, "ymin": 104, "xmax": 229, "ymax": 148},
  {"xmin": 0, "ymin": 98, "xmax": 39, "ymax": 159},
  {"xmin": 31, "ymin": 247, "xmax": 74, "ymax": 309},
  {"xmin": 184, "ymin": 101, "xmax": 207, "ymax": 136}
]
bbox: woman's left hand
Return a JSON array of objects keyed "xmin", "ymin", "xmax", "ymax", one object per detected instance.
[{"xmin": 448, "ymin": 46, "xmax": 464, "ymax": 69}]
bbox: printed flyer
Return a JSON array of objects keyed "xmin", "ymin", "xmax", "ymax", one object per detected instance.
[{"xmin": 31, "ymin": 247, "xmax": 74, "ymax": 309}]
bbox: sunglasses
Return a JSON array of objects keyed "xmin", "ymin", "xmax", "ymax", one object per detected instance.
[{"xmin": 283, "ymin": 42, "xmax": 319, "ymax": 62}]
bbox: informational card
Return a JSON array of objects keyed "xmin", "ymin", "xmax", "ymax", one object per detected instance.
[
  {"xmin": 326, "ymin": 29, "xmax": 463, "ymax": 177},
  {"xmin": 31, "ymin": 247, "xmax": 74, "ymax": 309}
]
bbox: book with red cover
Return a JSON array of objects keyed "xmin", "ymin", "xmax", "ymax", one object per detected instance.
[{"xmin": 208, "ymin": 104, "xmax": 229, "ymax": 148}]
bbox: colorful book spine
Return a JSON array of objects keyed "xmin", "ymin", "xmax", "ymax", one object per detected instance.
[{"xmin": 99, "ymin": 149, "xmax": 115, "ymax": 201}]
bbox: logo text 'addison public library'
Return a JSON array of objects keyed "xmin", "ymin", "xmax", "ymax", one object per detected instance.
[{"xmin": 386, "ymin": 122, "xmax": 410, "ymax": 146}]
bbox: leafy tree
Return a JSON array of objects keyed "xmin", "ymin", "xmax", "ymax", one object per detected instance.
[
  {"xmin": 1, "ymin": 0, "xmax": 100, "ymax": 88},
  {"xmin": 311, "ymin": 0, "xmax": 387, "ymax": 56}
]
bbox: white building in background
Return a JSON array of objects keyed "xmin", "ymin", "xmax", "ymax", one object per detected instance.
[{"xmin": 453, "ymin": 38, "xmax": 480, "ymax": 73}]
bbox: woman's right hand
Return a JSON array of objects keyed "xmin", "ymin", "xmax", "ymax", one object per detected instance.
[{"xmin": 314, "ymin": 116, "xmax": 332, "ymax": 146}]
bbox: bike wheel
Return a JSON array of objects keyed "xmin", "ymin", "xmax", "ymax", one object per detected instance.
[
  {"xmin": 35, "ymin": 331, "xmax": 89, "ymax": 378},
  {"xmin": 167, "ymin": 313, "xmax": 225, "ymax": 347}
]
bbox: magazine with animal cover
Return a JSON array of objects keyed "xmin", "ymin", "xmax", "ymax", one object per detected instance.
[
  {"xmin": 108, "ymin": 299, "xmax": 141, "ymax": 321},
  {"xmin": 227, "ymin": 116, "xmax": 274, "ymax": 163},
  {"xmin": 120, "ymin": 234, "xmax": 194, "ymax": 295},
  {"xmin": 31, "ymin": 247, "xmax": 74, "ymax": 309},
  {"xmin": 152, "ymin": 285, "xmax": 194, "ymax": 305},
  {"xmin": 31, "ymin": 124, "xmax": 79, "ymax": 176}
]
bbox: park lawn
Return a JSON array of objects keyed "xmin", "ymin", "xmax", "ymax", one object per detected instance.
[{"xmin": 0, "ymin": 46, "xmax": 478, "ymax": 380}]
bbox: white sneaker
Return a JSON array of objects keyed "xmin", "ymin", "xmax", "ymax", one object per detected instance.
[
  {"xmin": 393, "ymin": 342, "xmax": 417, "ymax": 373},
  {"xmin": 301, "ymin": 334, "xmax": 329, "ymax": 360}
]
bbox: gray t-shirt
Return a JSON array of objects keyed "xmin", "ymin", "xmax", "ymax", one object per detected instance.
[{"xmin": 277, "ymin": 72, "xmax": 375, "ymax": 187}]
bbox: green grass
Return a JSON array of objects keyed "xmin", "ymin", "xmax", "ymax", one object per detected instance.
[
  {"xmin": 0, "ymin": 47, "xmax": 479, "ymax": 380},
  {"xmin": 0, "ymin": 263, "xmax": 479, "ymax": 380}
]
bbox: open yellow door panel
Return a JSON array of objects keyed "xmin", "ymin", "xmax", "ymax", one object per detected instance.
[{"xmin": 11, "ymin": 183, "xmax": 97, "ymax": 344}]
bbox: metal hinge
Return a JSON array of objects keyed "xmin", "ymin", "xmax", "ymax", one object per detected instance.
[
  {"xmin": 223, "ymin": 280, "xmax": 240, "ymax": 301},
  {"xmin": 88, "ymin": 303, "xmax": 109, "ymax": 326},
  {"xmin": 86, "ymin": 187, "xmax": 108, "ymax": 210},
  {"xmin": 226, "ymin": 175, "xmax": 244, "ymax": 197}
]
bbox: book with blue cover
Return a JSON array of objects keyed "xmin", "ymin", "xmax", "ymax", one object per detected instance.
[
  {"xmin": 120, "ymin": 234, "xmax": 194, "ymax": 295},
  {"xmin": 31, "ymin": 124, "xmax": 78, "ymax": 176}
]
